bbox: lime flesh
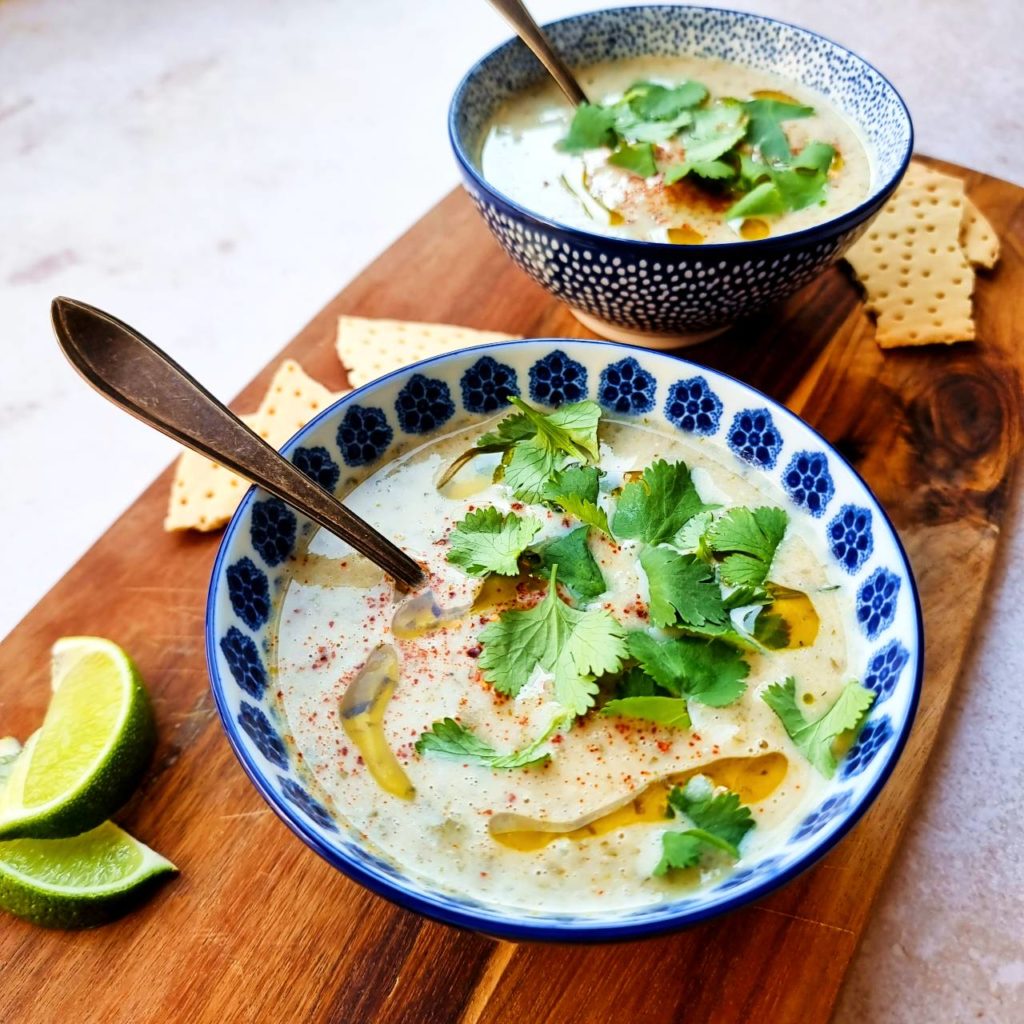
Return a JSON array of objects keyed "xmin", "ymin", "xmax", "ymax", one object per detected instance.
[
  {"xmin": 0, "ymin": 637, "xmax": 155, "ymax": 840},
  {"xmin": 0, "ymin": 821, "xmax": 176, "ymax": 928}
]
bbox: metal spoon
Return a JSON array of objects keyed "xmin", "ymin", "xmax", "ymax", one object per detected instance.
[
  {"xmin": 486, "ymin": 0, "xmax": 588, "ymax": 106},
  {"xmin": 50, "ymin": 297, "xmax": 426, "ymax": 590}
]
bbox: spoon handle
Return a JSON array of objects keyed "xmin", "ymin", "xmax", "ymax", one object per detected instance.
[
  {"xmin": 487, "ymin": 0, "xmax": 588, "ymax": 106},
  {"xmin": 50, "ymin": 297, "xmax": 426, "ymax": 590}
]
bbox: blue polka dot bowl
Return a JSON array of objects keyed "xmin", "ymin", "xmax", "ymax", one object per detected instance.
[
  {"xmin": 207, "ymin": 339, "xmax": 922, "ymax": 941},
  {"xmin": 449, "ymin": 5, "xmax": 912, "ymax": 347}
]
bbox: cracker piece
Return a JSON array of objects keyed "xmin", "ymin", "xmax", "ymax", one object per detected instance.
[
  {"xmin": 164, "ymin": 361, "xmax": 344, "ymax": 532},
  {"xmin": 336, "ymin": 316, "xmax": 520, "ymax": 388},
  {"xmin": 252, "ymin": 359, "xmax": 345, "ymax": 447},
  {"xmin": 163, "ymin": 415, "xmax": 260, "ymax": 532},
  {"xmin": 845, "ymin": 162, "xmax": 975, "ymax": 347},
  {"xmin": 960, "ymin": 196, "xmax": 1000, "ymax": 269}
]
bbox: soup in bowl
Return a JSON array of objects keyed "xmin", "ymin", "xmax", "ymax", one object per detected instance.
[
  {"xmin": 449, "ymin": 5, "xmax": 912, "ymax": 346},
  {"xmin": 207, "ymin": 339, "xmax": 922, "ymax": 941}
]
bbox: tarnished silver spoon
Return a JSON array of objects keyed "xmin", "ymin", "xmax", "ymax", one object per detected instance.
[
  {"xmin": 487, "ymin": 0, "xmax": 588, "ymax": 106},
  {"xmin": 50, "ymin": 297, "xmax": 426, "ymax": 590}
]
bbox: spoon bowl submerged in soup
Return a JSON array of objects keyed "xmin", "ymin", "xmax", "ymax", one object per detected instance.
[{"xmin": 270, "ymin": 399, "xmax": 875, "ymax": 913}]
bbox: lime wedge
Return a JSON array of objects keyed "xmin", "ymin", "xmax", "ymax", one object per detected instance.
[
  {"xmin": 0, "ymin": 637, "xmax": 155, "ymax": 840},
  {"xmin": 0, "ymin": 821, "xmax": 176, "ymax": 928}
]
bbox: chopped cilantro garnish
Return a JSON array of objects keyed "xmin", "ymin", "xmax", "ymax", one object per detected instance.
[
  {"xmin": 663, "ymin": 102, "xmax": 748, "ymax": 184},
  {"xmin": 742, "ymin": 98, "xmax": 814, "ymax": 163},
  {"xmin": 627, "ymin": 631, "xmax": 748, "ymax": 707},
  {"xmin": 560, "ymin": 103, "xmax": 618, "ymax": 152},
  {"xmin": 492, "ymin": 398, "xmax": 602, "ymax": 501},
  {"xmin": 600, "ymin": 695, "xmax": 691, "ymax": 730},
  {"xmin": 529, "ymin": 526, "xmax": 607, "ymax": 601},
  {"xmin": 639, "ymin": 546, "xmax": 727, "ymax": 629},
  {"xmin": 625, "ymin": 80, "xmax": 708, "ymax": 120},
  {"xmin": 415, "ymin": 715, "xmax": 566, "ymax": 770},
  {"xmin": 447, "ymin": 507, "xmax": 542, "ymax": 577},
  {"xmin": 478, "ymin": 567, "xmax": 627, "ymax": 717},
  {"xmin": 608, "ymin": 141, "xmax": 657, "ymax": 178},
  {"xmin": 762, "ymin": 677, "xmax": 875, "ymax": 777},
  {"xmin": 706, "ymin": 506, "xmax": 789, "ymax": 588},
  {"xmin": 611, "ymin": 459, "xmax": 712, "ymax": 545},
  {"xmin": 654, "ymin": 777, "xmax": 755, "ymax": 875},
  {"xmin": 541, "ymin": 464, "xmax": 600, "ymax": 505},
  {"xmin": 668, "ymin": 778, "xmax": 755, "ymax": 853}
]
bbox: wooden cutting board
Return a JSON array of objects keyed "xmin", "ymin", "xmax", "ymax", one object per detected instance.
[{"xmin": 1, "ymin": 157, "xmax": 1021, "ymax": 1024}]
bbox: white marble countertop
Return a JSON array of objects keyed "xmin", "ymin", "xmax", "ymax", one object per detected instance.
[{"xmin": 2, "ymin": 1, "xmax": 1021, "ymax": 1020}]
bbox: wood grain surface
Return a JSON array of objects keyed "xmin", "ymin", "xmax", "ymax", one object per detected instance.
[{"xmin": 1, "ymin": 157, "xmax": 1021, "ymax": 1024}]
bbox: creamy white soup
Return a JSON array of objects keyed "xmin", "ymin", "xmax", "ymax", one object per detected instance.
[
  {"xmin": 480, "ymin": 55, "xmax": 872, "ymax": 244},
  {"xmin": 270, "ymin": 400, "xmax": 872, "ymax": 912}
]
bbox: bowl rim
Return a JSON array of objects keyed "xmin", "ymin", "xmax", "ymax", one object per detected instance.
[
  {"xmin": 447, "ymin": 2, "xmax": 914, "ymax": 254},
  {"xmin": 206, "ymin": 338, "xmax": 924, "ymax": 942}
]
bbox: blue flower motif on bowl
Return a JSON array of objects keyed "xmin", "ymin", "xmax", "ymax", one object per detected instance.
[
  {"xmin": 395, "ymin": 374, "xmax": 456, "ymax": 433},
  {"xmin": 529, "ymin": 350, "xmax": 588, "ymax": 405},
  {"xmin": 827, "ymin": 504, "xmax": 874, "ymax": 573},
  {"xmin": 664, "ymin": 376, "xmax": 722, "ymax": 435},
  {"xmin": 292, "ymin": 445, "xmax": 341, "ymax": 492},
  {"xmin": 250, "ymin": 498, "xmax": 297, "ymax": 567},
  {"xmin": 219, "ymin": 626, "xmax": 266, "ymax": 699},
  {"xmin": 841, "ymin": 716, "xmax": 895, "ymax": 780},
  {"xmin": 728, "ymin": 408, "xmax": 783, "ymax": 468},
  {"xmin": 863, "ymin": 640, "xmax": 910, "ymax": 704},
  {"xmin": 206, "ymin": 338, "xmax": 922, "ymax": 943},
  {"xmin": 226, "ymin": 557, "xmax": 270, "ymax": 630},
  {"xmin": 598, "ymin": 357, "xmax": 656, "ymax": 414},
  {"xmin": 279, "ymin": 776, "xmax": 337, "ymax": 832},
  {"xmin": 793, "ymin": 791, "xmax": 855, "ymax": 841},
  {"xmin": 460, "ymin": 356, "xmax": 520, "ymax": 413},
  {"xmin": 857, "ymin": 567, "xmax": 900, "ymax": 639},
  {"xmin": 783, "ymin": 450, "xmax": 834, "ymax": 517},
  {"xmin": 238, "ymin": 702, "xmax": 287, "ymax": 768},
  {"xmin": 337, "ymin": 405, "xmax": 393, "ymax": 466}
]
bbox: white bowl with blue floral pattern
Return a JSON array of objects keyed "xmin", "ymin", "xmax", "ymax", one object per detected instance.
[
  {"xmin": 449, "ymin": 5, "xmax": 913, "ymax": 347},
  {"xmin": 207, "ymin": 339, "xmax": 922, "ymax": 941}
]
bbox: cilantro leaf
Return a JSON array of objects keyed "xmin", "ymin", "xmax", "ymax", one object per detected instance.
[
  {"xmin": 663, "ymin": 103, "xmax": 748, "ymax": 184},
  {"xmin": 557, "ymin": 494, "xmax": 611, "ymax": 536},
  {"xmin": 620, "ymin": 110, "xmax": 694, "ymax": 143},
  {"xmin": 608, "ymin": 141, "xmax": 657, "ymax": 178},
  {"xmin": 793, "ymin": 140, "xmax": 836, "ymax": 173},
  {"xmin": 503, "ymin": 438, "xmax": 561, "ymax": 502},
  {"xmin": 479, "ymin": 568, "xmax": 627, "ymax": 716},
  {"xmin": 447, "ymin": 507, "xmax": 542, "ymax": 577},
  {"xmin": 541, "ymin": 464, "xmax": 600, "ymax": 505},
  {"xmin": 625, "ymin": 80, "xmax": 708, "ymax": 120},
  {"xmin": 475, "ymin": 411, "xmax": 535, "ymax": 450},
  {"xmin": 600, "ymin": 696, "xmax": 691, "ymax": 729},
  {"xmin": 707, "ymin": 506, "xmax": 789, "ymax": 588},
  {"xmin": 627, "ymin": 632, "xmax": 748, "ymax": 707},
  {"xmin": 612, "ymin": 459, "xmax": 712, "ymax": 545},
  {"xmin": 653, "ymin": 831, "xmax": 707, "ymax": 874},
  {"xmin": 510, "ymin": 397, "xmax": 601, "ymax": 463},
  {"xmin": 762, "ymin": 678, "xmax": 876, "ymax": 777},
  {"xmin": 530, "ymin": 526, "xmax": 607, "ymax": 601},
  {"xmin": 617, "ymin": 666, "xmax": 659, "ymax": 697},
  {"xmin": 724, "ymin": 179, "xmax": 786, "ymax": 220},
  {"xmin": 560, "ymin": 103, "xmax": 618, "ymax": 152},
  {"xmin": 743, "ymin": 98, "xmax": 814, "ymax": 163},
  {"xmin": 639, "ymin": 546, "xmax": 727, "ymax": 628},
  {"xmin": 674, "ymin": 510, "xmax": 715, "ymax": 555},
  {"xmin": 668, "ymin": 779, "xmax": 755, "ymax": 853},
  {"xmin": 416, "ymin": 715, "xmax": 566, "ymax": 770}
]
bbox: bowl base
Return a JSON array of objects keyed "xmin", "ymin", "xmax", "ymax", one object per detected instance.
[{"xmin": 569, "ymin": 308, "xmax": 730, "ymax": 349}]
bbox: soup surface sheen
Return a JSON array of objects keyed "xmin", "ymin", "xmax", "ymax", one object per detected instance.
[
  {"xmin": 270, "ymin": 415, "xmax": 864, "ymax": 913},
  {"xmin": 479, "ymin": 55, "xmax": 872, "ymax": 244}
]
